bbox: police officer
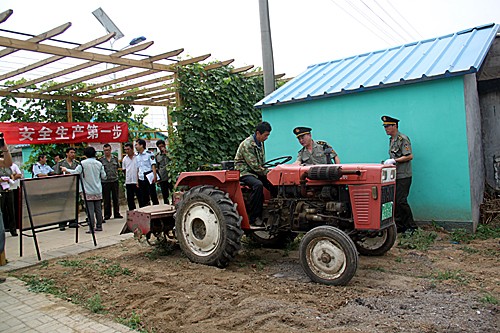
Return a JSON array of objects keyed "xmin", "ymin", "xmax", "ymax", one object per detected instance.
[
  {"xmin": 100, "ymin": 144, "xmax": 123, "ymax": 220},
  {"xmin": 135, "ymin": 139, "xmax": 159, "ymax": 207},
  {"xmin": 155, "ymin": 139, "xmax": 171, "ymax": 204},
  {"xmin": 381, "ymin": 115, "xmax": 418, "ymax": 233},
  {"xmin": 293, "ymin": 127, "xmax": 340, "ymax": 165}
]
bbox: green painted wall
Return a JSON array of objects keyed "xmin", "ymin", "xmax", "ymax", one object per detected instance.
[{"xmin": 262, "ymin": 77, "xmax": 471, "ymax": 222}]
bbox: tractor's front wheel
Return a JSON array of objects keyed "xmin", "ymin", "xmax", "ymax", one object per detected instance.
[
  {"xmin": 354, "ymin": 223, "xmax": 397, "ymax": 256},
  {"xmin": 300, "ymin": 226, "xmax": 358, "ymax": 285},
  {"xmin": 175, "ymin": 186, "xmax": 243, "ymax": 268}
]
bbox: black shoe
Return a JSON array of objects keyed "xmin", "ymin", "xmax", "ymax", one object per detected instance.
[
  {"xmin": 114, "ymin": 215, "xmax": 124, "ymax": 219},
  {"xmin": 10, "ymin": 230, "xmax": 18, "ymax": 237},
  {"xmin": 104, "ymin": 216, "xmax": 111, "ymax": 221},
  {"xmin": 250, "ymin": 218, "xmax": 264, "ymax": 227},
  {"xmin": 59, "ymin": 227, "xmax": 66, "ymax": 231}
]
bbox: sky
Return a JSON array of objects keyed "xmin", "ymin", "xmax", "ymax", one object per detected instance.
[{"xmin": 1, "ymin": 0, "xmax": 500, "ymax": 128}]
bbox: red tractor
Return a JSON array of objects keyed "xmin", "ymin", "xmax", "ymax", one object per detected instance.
[{"xmin": 126, "ymin": 157, "xmax": 397, "ymax": 286}]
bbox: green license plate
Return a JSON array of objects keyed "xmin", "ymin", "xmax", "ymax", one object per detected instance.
[{"xmin": 381, "ymin": 201, "xmax": 393, "ymax": 220}]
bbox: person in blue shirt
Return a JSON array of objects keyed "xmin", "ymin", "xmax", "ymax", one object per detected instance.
[
  {"xmin": 135, "ymin": 139, "xmax": 159, "ymax": 207},
  {"xmin": 32, "ymin": 154, "xmax": 54, "ymax": 178}
]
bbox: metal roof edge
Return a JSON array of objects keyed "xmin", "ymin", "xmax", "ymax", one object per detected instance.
[{"xmin": 256, "ymin": 68, "xmax": 477, "ymax": 109}]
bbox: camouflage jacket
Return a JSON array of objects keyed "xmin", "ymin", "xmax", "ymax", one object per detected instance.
[
  {"xmin": 234, "ymin": 135, "xmax": 268, "ymax": 178},
  {"xmin": 155, "ymin": 152, "xmax": 170, "ymax": 183}
]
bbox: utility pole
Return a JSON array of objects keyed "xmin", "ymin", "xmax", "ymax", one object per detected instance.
[{"xmin": 259, "ymin": 0, "xmax": 276, "ymax": 96}]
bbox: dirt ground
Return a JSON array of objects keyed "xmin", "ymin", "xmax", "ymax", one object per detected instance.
[{"xmin": 12, "ymin": 225, "xmax": 499, "ymax": 333}]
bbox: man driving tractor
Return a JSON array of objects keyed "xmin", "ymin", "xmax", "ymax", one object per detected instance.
[{"xmin": 234, "ymin": 121, "xmax": 275, "ymax": 227}]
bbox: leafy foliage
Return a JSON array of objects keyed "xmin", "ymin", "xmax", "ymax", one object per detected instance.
[{"xmin": 169, "ymin": 64, "xmax": 264, "ymax": 180}]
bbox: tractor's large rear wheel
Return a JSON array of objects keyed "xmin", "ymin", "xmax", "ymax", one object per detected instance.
[
  {"xmin": 354, "ymin": 223, "xmax": 397, "ymax": 256},
  {"xmin": 175, "ymin": 185, "xmax": 243, "ymax": 268},
  {"xmin": 300, "ymin": 226, "xmax": 358, "ymax": 285}
]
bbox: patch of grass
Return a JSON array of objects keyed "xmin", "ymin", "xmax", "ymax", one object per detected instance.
[
  {"xmin": 450, "ymin": 228, "xmax": 474, "ymax": 244},
  {"xmin": 40, "ymin": 260, "xmax": 49, "ymax": 268},
  {"xmin": 102, "ymin": 263, "xmax": 132, "ymax": 277},
  {"xmin": 58, "ymin": 259, "xmax": 84, "ymax": 268},
  {"xmin": 460, "ymin": 246, "xmax": 480, "ymax": 254},
  {"xmin": 282, "ymin": 235, "xmax": 301, "ymax": 257},
  {"xmin": 397, "ymin": 229, "xmax": 437, "ymax": 250},
  {"xmin": 450, "ymin": 224, "xmax": 500, "ymax": 244},
  {"xmin": 117, "ymin": 311, "xmax": 153, "ymax": 332},
  {"xmin": 475, "ymin": 224, "xmax": 500, "ymax": 240},
  {"xmin": 433, "ymin": 269, "xmax": 469, "ymax": 285},
  {"xmin": 20, "ymin": 274, "xmax": 67, "ymax": 297},
  {"xmin": 85, "ymin": 293, "xmax": 106, "ymax": 313},
  {"xmin": 395, "ymin": 256, "xmax": 403, "ymax": 263},
  {"xmin": 369, "ymin": 266, "xmax": 386, "ymax": 272},
  {"xmin": 480, "ymin": 293, "xmax": 499, "ymax": 305}
]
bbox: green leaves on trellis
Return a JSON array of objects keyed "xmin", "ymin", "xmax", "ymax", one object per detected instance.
[{"xmin": 168, "ymin": 64, "xmax": 264, "ymax": 181}]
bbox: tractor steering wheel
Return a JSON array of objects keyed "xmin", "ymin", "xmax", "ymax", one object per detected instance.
[{"xmin": 262, "ymin": 156, "xmax": 292, "ymax": 168}]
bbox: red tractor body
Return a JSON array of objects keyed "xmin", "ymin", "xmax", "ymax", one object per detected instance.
[{"xmin": 126, "ymin": 161, "xmax": 397, "ymax": 286}]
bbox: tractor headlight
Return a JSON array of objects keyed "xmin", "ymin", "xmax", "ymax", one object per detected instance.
[{"xmin": 381, "ymin": 168, "xmax": 396, "ymax": 183}]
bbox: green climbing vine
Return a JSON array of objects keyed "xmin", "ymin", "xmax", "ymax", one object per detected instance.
[{"xmin": 169, "ymin": 64, "xmax": 265, "ymax": 179}]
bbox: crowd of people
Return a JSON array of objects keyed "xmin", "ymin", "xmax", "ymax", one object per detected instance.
[{"xmin": 1, "ymin": 138, "xmax": 172, "ymax": 236}]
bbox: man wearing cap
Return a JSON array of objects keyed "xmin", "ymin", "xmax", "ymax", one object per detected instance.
[
  {"xmin": 382, "ymin": 115, "xmax": 418, "ymax": 233},
  {"xmin": 234, "ymin": 121, "xmax": 274, "ymax": 226},
  {"xmin": 293, "ymin": 127, "xmax": 340, "ymax": 165}
]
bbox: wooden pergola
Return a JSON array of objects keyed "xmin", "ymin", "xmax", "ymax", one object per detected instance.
[{"xmin": 0, "ymin": 9, "xmax": 285, "ymax": 133}]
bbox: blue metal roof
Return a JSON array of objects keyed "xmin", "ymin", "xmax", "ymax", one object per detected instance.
[{"xmin": 256, "ymin": 23, "xmax": 499, "ymax": 108}]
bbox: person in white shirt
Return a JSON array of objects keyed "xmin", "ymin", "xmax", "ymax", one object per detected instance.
[{"xmin": 122, "ymin": 142, "xmax": 141, "ymax": 210}]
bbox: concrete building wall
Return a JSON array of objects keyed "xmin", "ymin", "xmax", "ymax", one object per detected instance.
[
  {"xmin": 263, "ymin": 77, "xmax": 473, "ymax": 225},
  {"xmin": 479, "ymin": 88, "xmax": 500, "ymax": 190},
  {"xmin": 464, "ymin": 74, "xmax": 485, "ymax": 231}
]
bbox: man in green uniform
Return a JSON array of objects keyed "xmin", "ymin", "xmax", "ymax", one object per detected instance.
[
  {"xmin": 293, "ymin": 127, "xmax": 340, "ymax": 165},
  {"xmin": 382, "ymin": 115, "xmax": 418, "ymax": 233},
  {"xmin": 234, "ymin": 121, "xmax": 274, "ymax": 226},
  {"xmin": 55, "ymin": 147, "xmax": 80, "ymax": 230},
  {"xmin": 155, "ymin": 139, "xmax": 171, "ymax": 204},
  {"xmin": 100, "ymin": 144, "xmax": 123, "ymax": 220}
]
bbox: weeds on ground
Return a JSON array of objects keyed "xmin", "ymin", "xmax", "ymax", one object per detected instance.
[
  {"xmin": 450, "ymin": 224, "xmax": 500, "ymax": 244},
  {"xmin": 58, "ymin": 259, "xmax": 84, "ymax": 268},
  {"xmin": 282, "ymin": 234, "xmax": 301, "ymax": 257},
  {"xmin": 397, "ymin": 228, "xmax": 437, "ymax": 250},
  {"xmin": 117, "ymin": 311, "xmax": 156, "ymax": 333},
  {"xmin": 21, "ymin": 274, "xmax": 67, "ymax": 297},
  {"xmin": 102, "ymin": 263, "xmax": 132, "ymax": 277},
  {"xmin": 432, "ymin": 269, "xmax": 469, "ymax": 285},
  {"xmin": 85, "ymin": 293, "xmax": 106, "ymax": 313},
  {"xmin": 480, "ymin": 293, "xmax": 499, "ymax": 305}
]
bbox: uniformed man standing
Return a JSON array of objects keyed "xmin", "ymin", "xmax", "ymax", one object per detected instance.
[
  {"xmin": 155, "ymin": 139, "xmax": 171, "ymax": 204},
  {"xmin": 55, "ymin": 147, "xmax": 80, "ymax": 230},
  {"xmin": 32, "ymin": 155, "xmax": 54, "ymax": 178},
  {"xmin": 293, "ymin": 127, "xmax": 340, "ymax": 165},
  {"xmin": 100, "ymin": 144, "xmax": 123, "ymax": 220},
  {"xmin": 234, "ymin": 121, "xmax": 274, "ymax": 226},
  {"xmin": 381, "ymin": 115, "xmax": 418, "ymax": 233},
  {"xmin": 135, "ymin": 139, "xmax": 159, "ymax": 207}
]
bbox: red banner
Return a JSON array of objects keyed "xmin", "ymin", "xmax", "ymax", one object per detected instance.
[{"xmin": 0, "ymin": 122, "xmax": 129, "ymax": 144}]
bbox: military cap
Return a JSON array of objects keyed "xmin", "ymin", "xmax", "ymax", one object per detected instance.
[
  {"xmin": 381, "ymin": 115, "xmax": 399, "ymax": 125},
  {"xmin": 293, "ymin": 126, "xmax": 312, "ymax": 138}
]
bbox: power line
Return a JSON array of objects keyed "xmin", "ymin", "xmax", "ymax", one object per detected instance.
[
  {"xmin": 359, "ymin": 0, "xmax": 408, "ymax": 42},
  {"xmin": 327, "ymin": 0, "xmax": 394, "ymax": 46},
  {"xmin": 385, "ymin": 0, "xmax": 423, "ymax": 39},
  {"xmin": 344, "ymin": 0, "xmax": 401, "ymax": 44},
  {"xmin": 371, "ymin": 0, "xmax": 417, "ymax": 41}
]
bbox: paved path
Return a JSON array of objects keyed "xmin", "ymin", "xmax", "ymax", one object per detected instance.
[{"xmin": 0, "ymin": 206, "xmax": 136, "ymax": 332}]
